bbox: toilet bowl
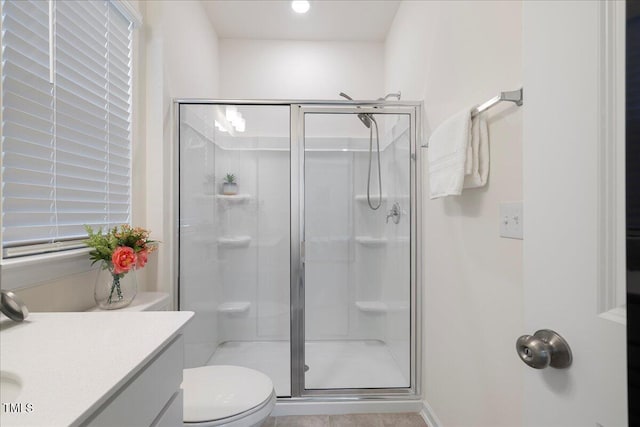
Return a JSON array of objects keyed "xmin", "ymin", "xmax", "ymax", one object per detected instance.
[{"xmin": 182, "ymin": 365, "xmax": 276, "ymax": 427}]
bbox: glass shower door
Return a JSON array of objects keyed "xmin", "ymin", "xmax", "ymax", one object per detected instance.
[
  {"xmin": 179, "ymin": 103, "xmax": 291, "ymax": 397},
  {"xmin": 301, "ymin": 108, "xmax": 414, "ymax": 391}
]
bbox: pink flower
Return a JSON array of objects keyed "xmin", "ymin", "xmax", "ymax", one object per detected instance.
[
  {"xmin": 136, "ymin": 249, "xmax": 148, "ymax": 269},
  {"xmin": 112, "ymin": 246, "xmax": 136, "ymax": 274}
]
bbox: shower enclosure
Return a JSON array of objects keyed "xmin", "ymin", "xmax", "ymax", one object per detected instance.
[{"xmin": 176, "ymin": 100, "xmax": 421, "ymax": 400}]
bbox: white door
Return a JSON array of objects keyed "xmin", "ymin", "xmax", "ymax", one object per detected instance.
[{"xmin": 522, "ymin": 1, "xmax": 627, "ymax": 426}]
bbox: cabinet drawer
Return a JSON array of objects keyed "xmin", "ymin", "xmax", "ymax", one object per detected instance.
[
  {"xmin": 86, "ymin": 335, "xmax": 184, "ymax": 426},
  {"xmin": 151, "ymin": 390, "xmax": 183, "ymax": 427}
]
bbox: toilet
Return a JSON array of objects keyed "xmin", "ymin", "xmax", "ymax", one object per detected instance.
[
  {"xmin": 182, "ymin": 365, "xmax": 276, "ymax": 427},
  {"xmin": 89, "ymin": 293, "xmax": 276, "ymax": 426}
]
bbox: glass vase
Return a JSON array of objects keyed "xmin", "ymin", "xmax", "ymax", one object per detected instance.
[{"xmin": 94, "ymin": 261, "xmax": 138, "ymax": 310}]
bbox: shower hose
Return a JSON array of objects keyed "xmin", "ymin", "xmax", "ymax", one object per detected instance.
[{"xmin": 367, "ymin": 116, "xmax": 382, "ymax": 211}]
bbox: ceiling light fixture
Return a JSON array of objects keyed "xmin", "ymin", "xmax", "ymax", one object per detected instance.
[{"xmin": 291, "ymin": 0, "xmax": 310, "ymax": 14}]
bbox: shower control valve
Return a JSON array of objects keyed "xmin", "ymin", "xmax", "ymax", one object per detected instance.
[{"xmin": 386, "ymin": 203, "xmax": 402, "ymax": 224}]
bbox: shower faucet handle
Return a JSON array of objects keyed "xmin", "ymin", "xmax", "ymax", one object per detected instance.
[{"xmin": 386, "ymin": 202, "xmax": 401, "ymax": 224}]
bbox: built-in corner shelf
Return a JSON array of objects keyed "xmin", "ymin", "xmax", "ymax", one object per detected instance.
[
  {"xmin": 216, "ymin": 194, "xmax": 251, "ymax": 204},
  {"xmin": 355, "ymin": 301, "xmax": 388, "ymax": 314},
  {"xmin": 217, "ymin": 301, "xmax": 251, "ymax": 314},
  {"xmin": 217, "ymin": 236, "xmax": 251, "ymax": 248},
  {"xmin": 354, "ymin": 194, "xmax": 410, "ymax": 204},
  {"xmin": 355, "ymin": 236, "xmax": 388, "ymax": 247},
  {"xmin": 355, "ymin": 194, "xmax": 388, "ymax": 203}
]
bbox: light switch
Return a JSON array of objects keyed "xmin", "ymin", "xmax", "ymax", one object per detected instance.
[{"xmin": 499, "ymin": 202, "xmax": 523, "ymax": 240}]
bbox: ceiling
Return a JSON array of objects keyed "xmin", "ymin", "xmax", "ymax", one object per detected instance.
[{"xmin": 201, "ymin": 0, "xmax": 401, "ymax": 42}]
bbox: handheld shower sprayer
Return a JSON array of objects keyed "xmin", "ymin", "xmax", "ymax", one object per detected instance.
[{"xmin": 338, "ymin": 92, "xmax": 383, "ymax": 211}]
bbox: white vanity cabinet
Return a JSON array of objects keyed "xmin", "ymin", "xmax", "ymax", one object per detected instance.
[
  {"xmin": 0, "ymin": 311, "xmax": 193, "ymax": 427},
  {"xmin": 84, "ymin": 335, "xmax": 184, "ymax": 426}
]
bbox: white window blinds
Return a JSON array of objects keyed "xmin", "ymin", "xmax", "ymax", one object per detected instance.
[{"xmin": 1, "ymin": 0, "xmax": 133, "ymax": 258}]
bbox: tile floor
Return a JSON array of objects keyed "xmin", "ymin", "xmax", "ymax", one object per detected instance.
[
  {"xmin": 207, "ymin": 340, "xmax": 409, "ymax": 396},
  {"xmin": 264, "ymin": 413, "xmax": 428, "ymax": 427}
]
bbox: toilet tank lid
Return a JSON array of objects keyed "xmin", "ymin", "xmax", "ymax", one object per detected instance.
[
  {"xmin": 182, "ymin": 365, "xmax": 274, "ymax": 422},
  {"xmin": 86, "ymin": 292, "xmax": 169, "ymax": 312}
]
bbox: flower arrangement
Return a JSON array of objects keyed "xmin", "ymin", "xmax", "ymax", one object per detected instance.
[{"xmin": 85, "ymin": 225, "xmax": 157, "ymax": 307}]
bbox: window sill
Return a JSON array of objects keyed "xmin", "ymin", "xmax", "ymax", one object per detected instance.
[{"xmin": 1, "ymin": 248, "xmax": 97, "ymax": 291}]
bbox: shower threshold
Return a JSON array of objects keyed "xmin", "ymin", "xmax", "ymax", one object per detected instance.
[{"xmin": 206, "ymin": 340, "xmax": 410, "ymax": 397}]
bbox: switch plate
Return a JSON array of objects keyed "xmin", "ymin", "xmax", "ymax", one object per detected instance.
[{"xmin": 499, "ymin": 202, "xmax": 523, "ymax": 239}]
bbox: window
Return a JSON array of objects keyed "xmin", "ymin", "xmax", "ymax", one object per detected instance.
[{"xmin": 0, "ymin": 0, "xmax": 136, "ymax": 259}]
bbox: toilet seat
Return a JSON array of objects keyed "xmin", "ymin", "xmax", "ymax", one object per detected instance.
[{"xmin": 182, "ymin": 365, "xmax": 276, "ymax": 426}]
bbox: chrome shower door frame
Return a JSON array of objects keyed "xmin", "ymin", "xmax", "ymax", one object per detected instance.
[
  {"xmin": 291, "ymin": 103, "xmax": 422, "ymax": 400},
  {"xmin": 174, "ymin": 99, "xmax": 422, "ymax": 402}
]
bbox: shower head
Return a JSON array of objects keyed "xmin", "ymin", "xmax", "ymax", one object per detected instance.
[
  {"xmin": 339, "ymin": 92, "xmax": 372, "ymax": 129},
  {"xmin": 356, "ymin": 113, "xmax": 372, "ymax": 129}
]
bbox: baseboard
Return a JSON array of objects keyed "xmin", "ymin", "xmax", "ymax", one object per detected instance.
[
  {"xmin": 420, "ymin": 400, "xmax": 443, "ymax": 427},
  {"xmin": 273, "ymin": 399, "xmax": 423, "ymax": 417}
]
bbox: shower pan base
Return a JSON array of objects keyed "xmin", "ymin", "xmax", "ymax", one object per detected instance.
[{"xmin": 206, "ymin": 340, "xmax": 409, "ymax": 397}]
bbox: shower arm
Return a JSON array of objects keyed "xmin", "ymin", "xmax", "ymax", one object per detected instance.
[
  {"xmin": 339, "ymin": 92, "xmax": 402, "ymax": 102},
  {"xmin": 378, "ymin": 92, "xmax": 401, "ymax": 101}
]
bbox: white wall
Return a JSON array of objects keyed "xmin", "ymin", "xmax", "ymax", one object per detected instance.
[
  {"xmin": 219, "ymin": 39, "xmax": 384, "ymax": 100},
  {"xmin": 140, "ymin": 0, "xmax": 220, "ymax": 304},
  {"xmin": 142, "ymin": 0, "xmax": 220, "ymax": 368},
  {"xmin": 385, "ymin": 1, "xmax": 523, "ymax": 426}
]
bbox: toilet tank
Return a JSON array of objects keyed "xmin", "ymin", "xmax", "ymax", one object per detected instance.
[{"xmin": 87, "ymin": 292, "xmax": 170, "ymax": 312}]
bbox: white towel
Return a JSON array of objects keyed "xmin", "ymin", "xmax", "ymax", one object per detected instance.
[
  {"xmin": 463, "ymin": 114, "xmax": 489, "ymax": 189},
  {"xmin": 428, "ymin": 109, "xmax": 489, "ymax": 199}
]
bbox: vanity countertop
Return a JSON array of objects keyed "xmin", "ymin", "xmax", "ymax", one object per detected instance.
[{"xmin": 0, "ymin": 311, "xmax": 193, "ymax": 426}]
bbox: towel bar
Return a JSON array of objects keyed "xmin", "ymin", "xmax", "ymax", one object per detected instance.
[
  {"xmin": 421, "ymin": 87, "xmax": 523, "ymax": 148},
  {"xmin": 472, "ymin": 88, "xmax": 523, "ymax": 117}
]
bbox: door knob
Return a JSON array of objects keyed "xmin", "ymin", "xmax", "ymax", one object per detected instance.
[{"xmin": 516, "ymin": 329, "xmax": 572, "ymax": 369}]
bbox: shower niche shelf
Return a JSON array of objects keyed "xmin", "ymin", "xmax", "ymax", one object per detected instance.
[
  {"xmin": 355, "ymin": 195, "xmax": 388, "ymax": 203},
  {"xmin": 217, "ymin": 236, "xmax": 251, "ymax": 248},
  {"xmin": 216, "ymin": 194, "xmax": 252, "ymax": 203},
  {"xmin": 355, "ymin": 301, "xmax": 388, "ymax": 314},
  {"xmin": 217, "ymin": 301, "xmax": 251, "ymax": 314},
  {"xmin": 355, "ymin": 236, "xmax": 388, "ymax": 247},
  {"xmin": 354, "ymin": 194, "xmax": 410, "ymax": 204}
]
